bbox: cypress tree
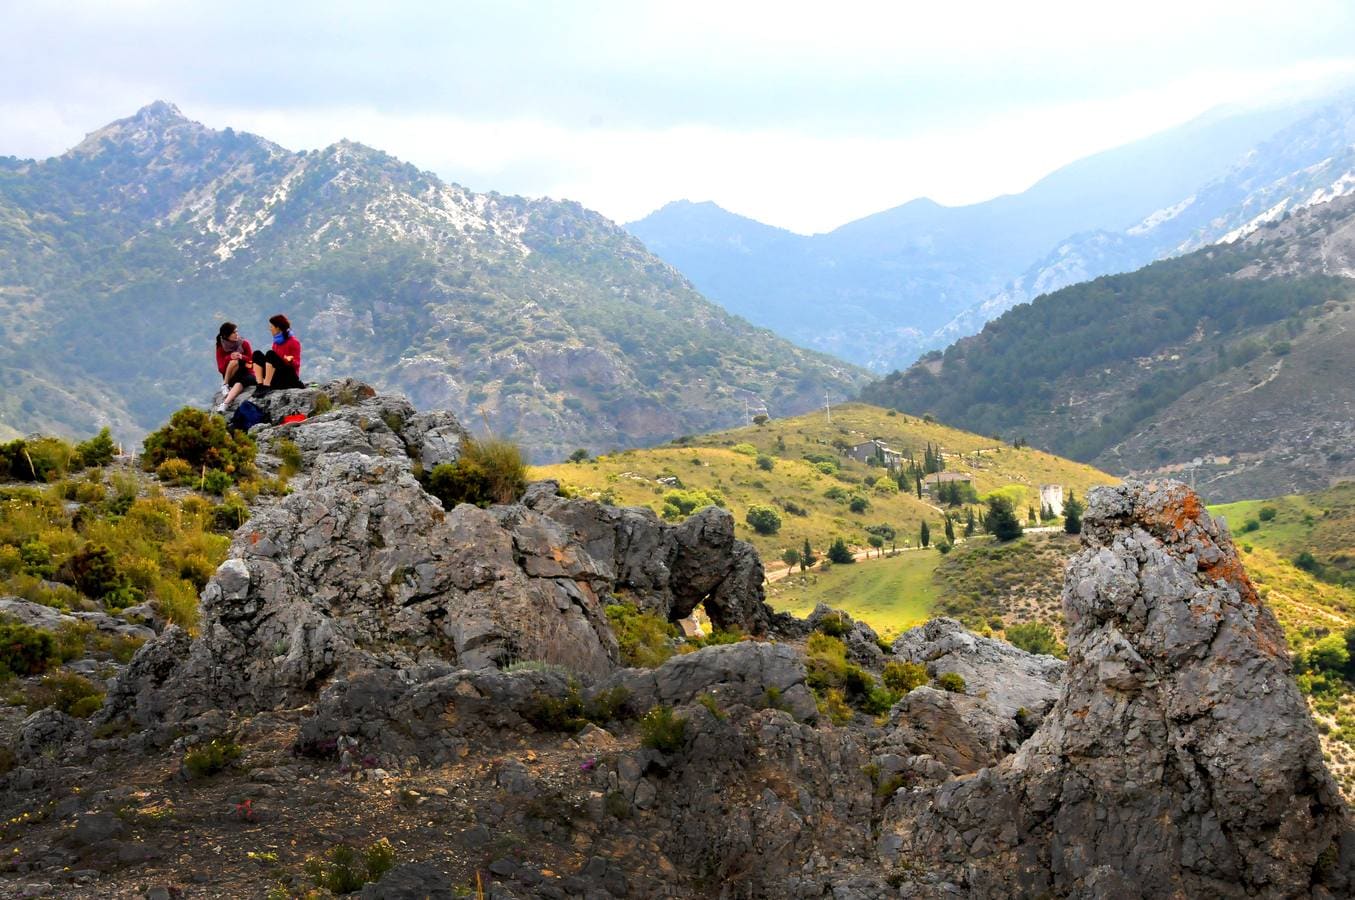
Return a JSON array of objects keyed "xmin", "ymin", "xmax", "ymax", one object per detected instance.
[
  {"xmin": 944, "ymin": 514, "xmax": 955, "ymax": 543},
  {"xmin": 1063, "ymin": 490, "xmax": 1084, "ymax": 535},
  {"xmin": 920, "ymin": 520, "xmax": 931, "ymax": 548}
]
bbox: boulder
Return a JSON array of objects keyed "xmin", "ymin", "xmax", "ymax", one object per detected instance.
[
  {"xmin": 880, "ymin": 480, "xmax": 1354, "ymax": 898},
  {"xmin": 0, "ymin": 598, "xmax": 75, "ymax": 631},
  {"xmin": 892, "ymin": 616, "xmax": 1063, "ymax": 719},
  {"xmin": 607, "ymin": 641, "xmax": 818, "ymax": 722},
  {"xmin": 17, "ymin": 709, "xmax": 83, "ymax": 761}
]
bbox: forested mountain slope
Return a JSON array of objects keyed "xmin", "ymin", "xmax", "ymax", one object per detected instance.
[{"xmin": 861, "ymin": 193, "xmax": 1355, "ymax": 501}]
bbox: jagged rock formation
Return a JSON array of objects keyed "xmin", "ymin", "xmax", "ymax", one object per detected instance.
[
  {"xmin": 880, "ymin": 480, "xmax": 1354, "ymax": 898},
  {"xmin": 107, "ymin": 384, "xmax": 772, "ymax": 723}
]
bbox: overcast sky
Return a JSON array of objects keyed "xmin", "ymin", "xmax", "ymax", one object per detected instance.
[{"xmin": 4, "ymin": 0, "xmax": 1355, "ymax": 233}]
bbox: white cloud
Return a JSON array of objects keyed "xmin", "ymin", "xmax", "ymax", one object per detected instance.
[{"xmin": 191, "ymin": 58, "xmax": 1355, "ymax": 234}]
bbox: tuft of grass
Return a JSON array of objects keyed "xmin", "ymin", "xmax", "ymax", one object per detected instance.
[
  {"xmin": 423, "ymin": 437, "xmax": 527, "ymax": 508},
  {"xmin": 605, "ymin": 602, "xmax": 677, "ymax": 667},
  {"xmin": 303, "ymin": 838, "xmax": 396, "ymax": 894},
  {"xmin": 639, "ymin": 704, "xmax": 687, "ymax": 752},
  {"xmin": 182, "ymin": 738, "xmax": 242, "ymax": 778},
  {"xmin": 24, "ymin": 671, "xmax": 104, "ymax": 717}
]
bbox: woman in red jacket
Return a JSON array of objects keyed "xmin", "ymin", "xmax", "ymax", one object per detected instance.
[
  {"xmin": 252, "ymin": 314, "xmax": 306, "ymax": 393},
  {"xmin": 214, "ymin": 321, "xmax": 255, "ymax": 413}
]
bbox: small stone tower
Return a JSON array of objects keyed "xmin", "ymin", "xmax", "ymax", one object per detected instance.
[{"xmin": 1039, "ymin": 484, "xmax": 1063, "ymax": 517}]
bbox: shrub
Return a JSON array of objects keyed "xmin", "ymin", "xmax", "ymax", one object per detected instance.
[
  {"xmin": 25, "ymin": 671, "xmax": 105, "ymax": 717},
  {"xmin": 756, "ymin": 454, "xmax": 774, "ymax": 471},
  {"xmin": 658, "ymin": 488, "xmax": 725, "ymax": 520},
  {"xmin": 1258, "ymin": 506, "xmax": 1278, "ymax": 522},
  {"xmin": 0, "ymin": 437, "xmax": 79, "ymax": 482},
  {"xmin": 827, "ymin": 538, "xmax": 854, "ymax": 564},
  {"xmin": 201, "ymin": 469, "xmax": 233, "ymax": 495},
  {"xmin": 882, "ymin": 661, "xmax": 928, "ymax": 694},
  {"xmin": 423, "ymin": 437, "xmax": 527, "ymax": 508},
  {"xmin": 805, "ymin": 632, "xmax": 849, "ymax": 691},
  {"xmin": 1308, "ymin": 634, "xmax": 1350, "ymax": 673},
  {"xmin": 745, "ymin": 505, "xmax": 782, "ymax": 535},
  {"xmin": 1241, "ymin": 519, "xmax": 1260, "ymax": 533},
  {"xmin": 75, "ymin": 428, "xmax": 117, "ymax": 468},
  {"xmin": 304, "ymin": 838, "xmax": 396, "ymax": 894},
  {"xmin": 697, "ymin": 692, "xmax": 726, "ymax": 720},
  {"xmin": 731, "ymin": 443, "xmax": 757, "ymax": 457},
  {"xmin": 817, "ymin": 687, "xmax": 853, "ymax": 724},
  {"xmin": 142, "ymin": 407, "xmax": 255, "ymax": 479},
  {"xmin": 0, "ymin": 619, "xmax": 57, "ymax": 677},
  {"xmin": 211, "ymin": 494, "xmax": 250, "ymax": 532},
  {"xmin": 849, "ymin": 496, "xmax": 869, "ymax": 514},
  {"xmin": 154, "ymin": 458, "xmax": 194, "ymax": 485},
  {"xmin": 815, "ymin": 611, "xmax": 850, "ymax": 637},
  {"xmin": 935, "ymin": 672, "xmax": 967, "ymax": 693},
  {"xmin": 182, "ymin": 738, "xmax": 242, "ymax": 778},
  {"xmin": 639, "ymin": 705, "xmax": 687, "ymax": 752},
  {"xmin": 1004, "ymin": 622, "xmax": 1064, "ymax": 657},
  {"xmin": 605, "ymin": 603, "xmax": 676, "ymax": 667},
  {"xmin": 985, "ymin": 496, "xmax": 1023, "ymax": 541},
  {"xmin": 274, "ymin": 437, "xmax": 303, "ymax": 478},
  {"xmin": 863, "ymin": 685, "xmax": 900, "ymax": 714},
  {"xmin": 311, "ymin": 392, "xmax": 333, "ymax": 415}
]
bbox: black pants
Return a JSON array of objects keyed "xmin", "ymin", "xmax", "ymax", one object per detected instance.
[
  {"xmin": 252, "ymin": 349, "xmax": 305, "ymax": 389},
  {"xmin": 224, "ymin": 360, "xmax": 255, "ymax": 388}
]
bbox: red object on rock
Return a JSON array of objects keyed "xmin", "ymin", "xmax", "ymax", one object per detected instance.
[{"xmin": 281, "ymin": 414, "xmax": 306, "ymax": 424}]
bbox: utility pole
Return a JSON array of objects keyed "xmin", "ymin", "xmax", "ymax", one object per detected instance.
[{"xmin": 825, "ymin": 394, "xmax": 831, "ymax": 423}]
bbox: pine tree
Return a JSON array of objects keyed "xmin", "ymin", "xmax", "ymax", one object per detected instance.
[
  {"xmin": 944, "ymin": 514, "xmax": 955, "ymax": 543},
  {"xmin": 920, "ymin": 520, "xmax": 931, "ymax": 548},
  {"xmin": 986, "ymin": 497, "xmax": 1023, "ymax": 541},
  {"xmin": 1063, "ymin": 490, "xmax": 1084, "ymax": 535},
  {"xmin": 964, "ymin": 507, "xmax": 976, "ymax": 537},
  {"xmin": 801, "ymin": 537, "xmax": 815, "ymax": 570}
]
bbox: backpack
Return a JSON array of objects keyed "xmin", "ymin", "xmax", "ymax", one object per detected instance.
[{"xmin": 229, "ymin": 401, "xmax": 268, "ymax": 433}]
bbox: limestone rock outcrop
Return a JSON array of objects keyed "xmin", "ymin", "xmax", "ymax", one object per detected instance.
[
  {"xmin": 880, "ymin": 480, "xmax": 1353, "ymax": 898},
  {"xmin": 107, "ymin": 385, "xmax": 773, "ymax": 722}
]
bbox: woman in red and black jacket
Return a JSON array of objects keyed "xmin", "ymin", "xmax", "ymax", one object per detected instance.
[
  {"xmin": 252, "ymin": 314, "xmax": 306, "ymax": 393},
  {"xmin": 215, "ymin": 321, "xmax": 255, "ymax": 413}
]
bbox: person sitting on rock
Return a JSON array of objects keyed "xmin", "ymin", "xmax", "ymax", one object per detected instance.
[
  {"xmin": 214, "ymin": 321, "xmax": 255, "ymax": 414},
  {"xmin": 252, "ymin": 313, "xmax": 305, "ymax": 394}
]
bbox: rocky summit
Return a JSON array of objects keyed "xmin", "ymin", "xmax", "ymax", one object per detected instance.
[{"xmin": 2, "ymin": 389, "xmax": 1351, "ymax": 898}]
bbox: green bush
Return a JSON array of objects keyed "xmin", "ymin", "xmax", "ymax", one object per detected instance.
[
  {"xmin": 0, "ymin": 437, "xmax": 81, "ymax": 482},
  {"xmin": 659, "ymin": 488, "xmax": 725, "ymax": 520},
  {"xmin": 0, "ymin": 619, "xmax": 57, "ymax": 678},
  {"xmin": 827, "ymin": 538, "xmax": 854, "ymax": 564},
  {"xmin": 201, "ymin": 469, "xmax": 233, "ymax": 495},
  {"xmin": 182, "ymin": 738, "xmax": 242, "ymax": 778},
  {"xmin": 815, "ymin": 611, "xmax": 850, "ymax": 637},
  {"xmin": 75, "ymin": 428, "xmax": 117, "ymax": 468},
  {"xmin": 142, "ymin": 407, "xmax": 255, "ymax": 480},
  {"xmin": 985, "ymin": 496, "xmax": 1023, "ymax": 541},
  {"xmin": 605, "ymin": 603, "xmax": 676, "ymax": 667},
  {"xmin": 211, "ymin": 494, "xmax": 250, "ymax": 532},
  {"xmin": 274, "ymin": 437, "xmax": 303, "ymax": 478},
  {"xmin": 25, "ymin": 671, "xmax": 105, "ymax": 717},
  {"xmin": 1004, "ymin": 622, "xmax": 1064, "ymax": 657},
  {"xmin": 745, "ymin": 505, "xmax": 782, "ymax": 535},
  {"xmin": 756, "ymin": 454, "xmax": 774, "ymax": 472},
  {"xmin": 423, "ymin": 437, "xmax": 527, "ymax": 509},
  {"xmin": 639, "ymin": 705, "xmax": 687, "ymax": 752},
  {"xmin": 817, "ymin": 687, "xmax": 853, "ymax": 724},
  {"xmin": 731, "ymin": 443, "xmax": 758, "ymax": 457},
  {"xmin": 304, "ymin": 838, "xmax": 396, "ymax": 894},
  {"xmin": 1258, "ymin": 506, "xmax": 1278, "ymax": 522},
  {"xmin": 849, "ymin": 496, "xmax": 869, "ymax": 514},
  {"xmin": 863, "ymin": 685, "xmax": 900, "ymax": 714},
  {"xmin": 882, "ymin": 661, "xmax": 928, "ymax": 694},
  {"xmin": 935, "ymin": 672, "xmax": 967, "ymax": 693}
]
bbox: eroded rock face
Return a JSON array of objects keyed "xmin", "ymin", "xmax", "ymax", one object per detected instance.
[
  {"xmin": 880, "ymin": 480, "xmax": 1354, "ymax": 898},
  {"xmin": 107, "ymin": 387, "xmax": 772, "ymax": 721}
]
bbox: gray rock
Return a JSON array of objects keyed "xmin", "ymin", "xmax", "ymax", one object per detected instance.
[
  {"xmin": 805, "ymin": 604, "xmax": 884, "ymax": 667},
  {"xmin": 881, "ymin": 480, "xmax": 1355, "ymax": 898},
  {"xmin": 357, "ymin": 861, "xmax": 456, "ymax": 899},
  {"xmin": 63, "ymin": 812, "xmax": 125, "ymax": 848},
  {"xmin": 879, "ymin": 686, "xmax": 1022, "ymax": 775},
  {"xmin": 17, "ymin": 709, "xmax": 82, "ymax": 761},
  {"xmin": 107, "ymin": 389, "xmax": 773, "ymax": 722},
  {"xmin": 608, "ymin": 641, "xmax": 817, "ymax": 722},
  {"xmin": 0, "ymin": 598, "xmax": 75, "ymax": 631},
  {"xmin": 892, "ymin": 616, "xmax": 1064, "ymax": 719}
]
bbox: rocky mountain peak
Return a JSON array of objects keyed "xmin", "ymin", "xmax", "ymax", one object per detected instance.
[{"xmin": 882, "ymin": 479, "xmax": 1353, "ymax": 897}]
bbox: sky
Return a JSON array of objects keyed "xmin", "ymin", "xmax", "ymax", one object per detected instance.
[{"xmin": 4, "ymin": 0, "xmax": 1355, "ymax": 234}]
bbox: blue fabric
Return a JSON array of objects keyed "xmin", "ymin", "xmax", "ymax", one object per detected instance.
[{"xmin": 272, "ymin": 331, "xmax": 287, "ymax": 345}]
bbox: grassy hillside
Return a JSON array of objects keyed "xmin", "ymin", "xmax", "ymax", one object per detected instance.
[
  {"xmin": 1211, "ymin": 481, "xmax": 1355, "ymax": 587},
  {"xmin": 532, "ymin": 402, "xmax": 1117, "ymax": 566},
  {"xmin": 768, "ymin": 551, "xmax": 939, "ymax": 637}
]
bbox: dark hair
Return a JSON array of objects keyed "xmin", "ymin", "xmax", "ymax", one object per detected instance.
[
  {"xmin": 269, "ymin": 314, "xmax": 291, "ymax": 338},
  {"xmin": 217, "ymin": 321, "xmax": 237, "ymax": 347}
]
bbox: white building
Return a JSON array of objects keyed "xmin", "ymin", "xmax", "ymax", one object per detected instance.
[{"xmin": 1040, "ymin": 484, "xmax": 1064, "ymax": 517}]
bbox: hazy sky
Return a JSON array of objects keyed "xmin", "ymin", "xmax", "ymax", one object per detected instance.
[{"xmin": 4, "ymin": 0, "xmax": 1355, "ymax": 233}]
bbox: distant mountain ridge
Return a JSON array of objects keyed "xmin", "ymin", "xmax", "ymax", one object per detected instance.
[
  {"xmin": 0, "ymin": 102, "xmax": 868, "ymax": 457},
  {"xmin": 627, "ymin": 93, "xmax": 1347, "ymax": 370}
]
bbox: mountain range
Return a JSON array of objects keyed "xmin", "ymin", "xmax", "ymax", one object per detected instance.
[
  {"xmin": 627, "ymin": 90, "xmax": 1355, "ymax": 371},
  {"xmin": 861, "ymin": 190, "xmax": 1355, "ymax": 502},
  {"xmin": 0, "ymin": 102, "xmax": 867, "ymax": 459}
]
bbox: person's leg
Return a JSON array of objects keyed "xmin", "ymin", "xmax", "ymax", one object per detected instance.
[
  {"xmin": 264, "ymin": 350, "xmax": 304, "ymax": 389},
  {"xmin": 252, "ymin": 350, "xmax": 268, "ymax": 384},
  {"xmin": 224, "ymin": 358, "xmax": 239, "ymax": 382}
]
